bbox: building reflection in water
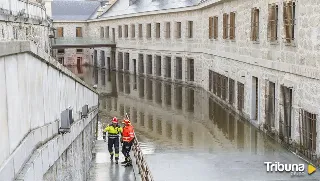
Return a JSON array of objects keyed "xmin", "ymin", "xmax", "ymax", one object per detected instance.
[{"xmin": 70, "ymin": 67, "xmax": 282, "ymax": 154}]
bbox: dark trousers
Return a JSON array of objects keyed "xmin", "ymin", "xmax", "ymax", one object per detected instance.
[
  {"xmin": 122, "ymin": 140, "xmax": 133, "ymax": 159},
  {"xmin": 108, "ymin": 137, "xmax": 120, "ymax": 160}
]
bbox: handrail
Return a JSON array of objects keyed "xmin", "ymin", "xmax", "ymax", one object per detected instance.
[
  {"xmin": 132, "ymin": 135, "xmax": 155, "ymax": 181},
  {"xmin": 125, "ymin": 113, "xmax": 155, "ymax": 181}
]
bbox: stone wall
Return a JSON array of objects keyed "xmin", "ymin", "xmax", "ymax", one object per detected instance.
[
  {"xmin": 0, "ymin": 41, "xmax": 99, "ymax": 181},
  {"xmin": 43, "ymin": 116, "xmax": 96, "ymax": 181}
]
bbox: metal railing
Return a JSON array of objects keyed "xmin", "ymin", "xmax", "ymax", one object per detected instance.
[
  {"xmin": 132, "ymin": 137, "xmax": 154, "ymax": 181},
  {"xmin": 125, "ymin": 113, "xmax": 154, "ymax": 181}
]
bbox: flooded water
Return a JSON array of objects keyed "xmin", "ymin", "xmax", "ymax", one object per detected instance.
[{"xmin": 69, "ymin": 66, "xmax": 320, "ymax": 181}]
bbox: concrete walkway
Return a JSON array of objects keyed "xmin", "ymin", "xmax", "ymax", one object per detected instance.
[{"xmin": 88, "ymin": 140, "xmax": 136, "ymax": 181}]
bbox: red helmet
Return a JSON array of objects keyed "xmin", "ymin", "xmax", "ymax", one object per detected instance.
[{"xmin": 112, "ymin": 117, "xmax": 118, "ymax": 123}]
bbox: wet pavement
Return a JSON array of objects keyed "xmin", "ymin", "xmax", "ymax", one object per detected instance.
[
  {"xmin": 88, "ymin": 130, "xmax": 135, "ymax": 181},
  {"xmin": 69, "ymin": 66, "xmax": 320, "ymax": 181}
]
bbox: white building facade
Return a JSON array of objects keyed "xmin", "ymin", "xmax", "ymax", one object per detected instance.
[{"xmin": 52, "ymin": 0, "xmax": 320, "ymax": 165}]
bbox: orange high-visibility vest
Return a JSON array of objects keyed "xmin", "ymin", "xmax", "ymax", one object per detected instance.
[{"xmin": 122, "ymin": 125, "xmax": 134, "ymax": 142}]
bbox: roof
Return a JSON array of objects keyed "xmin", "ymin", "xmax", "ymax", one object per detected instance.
[
  {"xmin": 52, "ymin": 0, "xmax": 101, "ymax": 21},
  {"xmin": 99, "ymin": 0, "xmax": 199, "ymax": 18}
]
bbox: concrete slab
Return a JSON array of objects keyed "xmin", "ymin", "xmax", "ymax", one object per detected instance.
[{"xmin": 88, "ymin": 140, "xmax": 136, "ymax": 181}]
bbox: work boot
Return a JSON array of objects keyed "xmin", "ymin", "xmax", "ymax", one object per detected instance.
[
  {"xmin": 115, "ymin": 158, "xmax": 119, "ymax": 164},
  {"xmin": 125, "ymin": 161, "xmax": 132, "ymax": 167},
  {"xmin": 121, "ymin": 157, "xmax": 128, "ymax": 164},
  {"xmin": 110, "ymin": 155, "xmax": 113, "ymax": 160},
  {"xmin": 125, "ymin": 158, "xmax": 132, "ymax": 167}
]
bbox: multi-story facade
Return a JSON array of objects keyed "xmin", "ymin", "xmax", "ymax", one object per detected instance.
[
  {"xmin": 51, "ymin": 0, "xmax": 104, "ymax": 66},
  {"xmin": 51, "ymin": 0, "xmax": 320, "ymax": 165}
]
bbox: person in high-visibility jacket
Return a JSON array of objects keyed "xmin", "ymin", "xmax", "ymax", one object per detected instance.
[
  {"xmin": 121, "ymin": 119, "xmax": 135, "ymax": 166},
  {"xmin": 103, "ymin": 117, "xmax": 123, "ymax": 164}
]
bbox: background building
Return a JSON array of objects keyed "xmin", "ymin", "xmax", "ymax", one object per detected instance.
[{"xmin": 50, "ymin": 0, "xmax": 320, "ymax": 165}]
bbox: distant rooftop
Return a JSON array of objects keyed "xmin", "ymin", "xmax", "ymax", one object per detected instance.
[
  {"xmin": 52, "ymin": 0, "xmax": 102, "ymax": 21},
  {"xmin": 98, "ymin": 0, "xmax": 199, "ymax": 19},
  {"xmin": 51, "ymin": 0, "xmax": 201, "ymax": 21}
]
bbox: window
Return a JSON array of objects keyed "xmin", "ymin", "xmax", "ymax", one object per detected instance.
[
  {"xmin": 187, "ymin": 58, "xmax": 194, "ymax": 81},
  {"xmin": 124, "ymin": 25, "xmax": 128, "ymax": 38},
  {"xmin": 268, "ymin": 4, "xmax": 278, "ymax": 42},
  {"xmin": 187, "ymin": 21, "xmax": 193, "ymax": 38},
  {"xmin": 283, "ymin": 1, "xmax": 295, "ymax": 44},
  {"xmin": 299, "ymin": 109, "xmax": 317, "ymax": 152},
  {"xmin": 223, "ymin": 13, "xmax": 229, "ymax": 39},
  {"xmin": 105, "ymin": 26, "xmax": 109, "ymax": 38},
  {"xmin": 131, "ymin": 24, "xmax": 135, "ymax": 38},
  {"xmin": 58, "ymin": 57, "xmax": 64, "ymax": 65},
  {"xmin": 76, "ymin": 49, "xmax": 83, "ymax": 53},
  {"xmin": 146, "ymin": 23, "xmax": 151, "ymax": 38},
  {"xmin": 230, "ymin": 12, "xmax": 236, "ymax": 40},
  {"xmin": 237, "ymin": 82, "xmax": 244, "ymax": 112},
  {"xmin": 251, "ymin": 8, "xmax": 259, "ymax": 41},
  {"xmin": 176, "ymin": 22, "xmax": 181, "ymax": 39},
  {"xmin": 165, "ymin": 22, "xmax": 171, "ymax": 39},
  {"xmin": 229, "ymin": 79, "xmax": 235, "ymax": 105},
  {"xmin": 100, "ymin": 27, "xmax": 104, "ymax": 38},
  {"xmin": 213, "ymin": 16, "xmax": 218, "ymax": 39},
  {"xmin": 156, "ymin": 23, "xmax": 160, "ymax": 38},
  {"xmin": 138, "ymin": 24, "xmax": 143, "ymax": 38},
  {"xmin": 76, "ymin": 27, "xmax": 82, "ymax": 37},
  {"xmin": 57, "ymin": 49, "xmax": 65, "ymax": 54},
  {"xmin": 57, "ymin": 27, "xmax": 63, "ymax": 37},
  {"xmin": 118, "ymin": 25, "xmax": 122, "ymax": 38},
  {"xmin": 209, "ymin": 17, "xmax": 213, "ymax": 39}
]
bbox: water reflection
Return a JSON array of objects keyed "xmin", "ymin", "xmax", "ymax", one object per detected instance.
[
  {"xmin": 84, "ymin": 68, "xmax": 264, "ymax": 152},
  {"xmin": 69, "ymin": 67, "xmax": 318, "ymax": 181}
]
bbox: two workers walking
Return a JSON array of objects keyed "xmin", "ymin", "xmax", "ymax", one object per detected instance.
[{"xmin": 103, "ymin": 116, "xmax": 135, "ymax": 167}]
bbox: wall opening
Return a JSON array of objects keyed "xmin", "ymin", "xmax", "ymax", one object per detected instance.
[
  {"xmin": 138, "ymin": 54, "xmax": 144, "ymax": 74},
  {"xmin": 186, "ymin": 87, "xmax": 194, "ymax": 112},
  {"xmin": 187, "ymin": 58, "xmax": 194, "ymax": 81},
  {"xmin": 118, "ymin": 52, "xmax": 123, "ymax": 70},
  {"xmin": 94, "ymin": 50, "xmax": 97, "ymax": 67},
  {"xmin": 101, "ymin": 50, "xmax": 105, "ymax": 67},
  {"xmin": 175, "ymin": 57, "xmax": 182, "ymax": 80},
  {"xmin": 165, "ymin": 56, "xmax": 171, "ymax": 78},
  {"xmin": 111, "ymin": 51, "xmax": 116, "ymax": 69},
  {"xmin": 237, "ymin": 82, "xmax": 244, "ymax": 112},
  {"xmin": 139, "ymin": 77, "xmax": 145, "ymax": 98},
  {"xmin": 156, "ymin": 55, "xmax": 161, "ymax": 76},
  {"xmin": 133, "ymin": 59, "xmax": 137, "ymax": 74},
  {"xmin": 279, "ymin": 85, "xmax": 292, "ymax": 144},
  {"xmin": 265, "ymin": 81, "xmax": 276, "ymax": 131},
  {"xmin": 146, "ymin": 79, "xmax": 153, "ymax": 100},
  {"xmin": 165, "ymin": 83, "xmax": 172, "ymax": 106},
  {"xmin": 251, "ymin": 77, "xmax": 258, "ymax": 120},
  {"xmin": 107, "ymin": 57, "xmax": 111, "ymax": 70},
  {"xmin": 125, "ymin": 53, "xmax": 130, "ymax": 71},
  {"xmin": 299, "ymin": 109, "xmax": 317, "ymax": 162},
  {"xmin": 229, "ymin": 78, "xmax": 235, "ymax": 105},
  {"xmin": 155, "ymin": 81, "xmax": 162, "ymax": 104},
  {"xmin": 147, "ymin": 55, "xmax": 152, "ymax": 75},
  {"xmin": 77, "ymin": 57, "xmax": 82, "ymax": 66},
  {"xmin": 101, "ymin": 70, "xmax": 106, "ymax": 85}
]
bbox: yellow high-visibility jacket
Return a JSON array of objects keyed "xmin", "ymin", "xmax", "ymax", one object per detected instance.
[{"xmin": 103, "ymin": 124, "xmax": 123, "ymax": 138}]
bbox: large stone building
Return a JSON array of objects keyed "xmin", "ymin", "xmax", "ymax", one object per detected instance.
[{"xmin": 51, "ymin": 0, "xmax": 320, "ymax": 165}]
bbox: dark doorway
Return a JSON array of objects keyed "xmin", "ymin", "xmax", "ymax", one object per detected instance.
[
  {"xmin": 77, "ymin": 57, "xmax": 82, "ymax": 66},
  {"xmin": 107, "ymin": 57, "xmax": 111, "ymax": 70},
  {"xmin": 133, "ymin": 59, "xmax": 137, "ymax": 74}
]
